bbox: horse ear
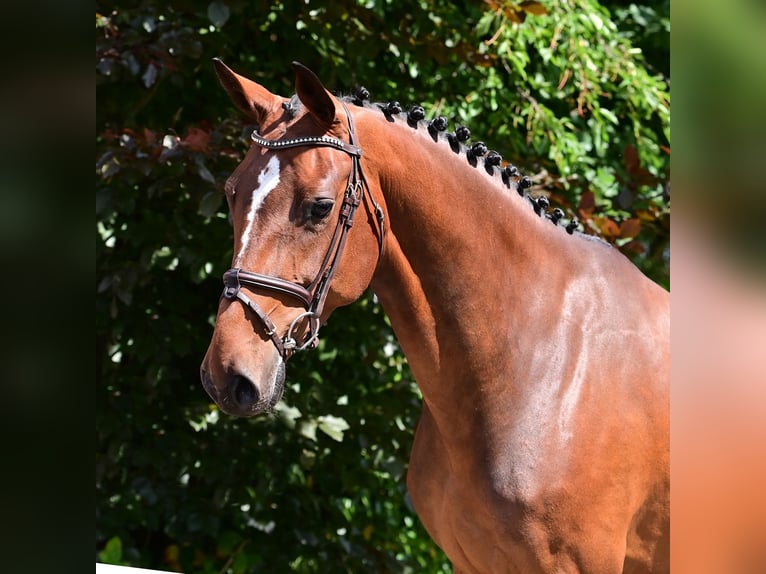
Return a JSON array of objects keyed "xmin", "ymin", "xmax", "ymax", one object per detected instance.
[
  {"xmin": 292, "ymin": 61, "xmax": 338, "ymax": 129},
  {"xmin": 213, "ymin": 58, "xmax": 281, "ymax": 123}
]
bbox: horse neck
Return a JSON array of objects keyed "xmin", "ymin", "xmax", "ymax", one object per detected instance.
[{"xmin": 360, "ymin": 113, "xmax": 577, "ymax": 412}]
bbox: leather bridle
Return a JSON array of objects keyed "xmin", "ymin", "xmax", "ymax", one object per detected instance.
[{"xmin": 220, "ymin": 102, "xmax": 385, "ymax": 360}]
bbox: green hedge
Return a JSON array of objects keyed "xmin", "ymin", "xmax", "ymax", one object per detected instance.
[{"xmin": 96, "ymin": 1, "xmax": 669, "ymax": 571}]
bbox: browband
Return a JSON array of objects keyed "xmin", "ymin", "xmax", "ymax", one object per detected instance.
[{"xmin": 250, "ymin": 131, "xmax": 362, "ymax": 157}]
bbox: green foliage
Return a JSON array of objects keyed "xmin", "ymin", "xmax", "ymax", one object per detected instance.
[
  {"xmin": 96, "ymin": 1, "xmax": 669, "ymax": 572},
  {"xmin": 98, "ymin": 536, "xmax": 126, "ymax": 565}
]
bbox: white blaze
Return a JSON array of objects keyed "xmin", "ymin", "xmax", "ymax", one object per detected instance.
[{"xmin": 234, "ymin": 155, "xmax": 281, "ymax": 266}]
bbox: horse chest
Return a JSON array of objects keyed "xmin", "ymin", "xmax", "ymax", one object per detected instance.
[
  {"xmin": 406, "ymin": 404, "xmax": 551, "ymax": 573},
  {"xmin": 405, "ymin": 400, "xmax": 638, "ymax": 573}
]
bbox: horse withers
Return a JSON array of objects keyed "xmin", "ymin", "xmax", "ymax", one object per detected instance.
[{"xmin": 200, "ymin": 61, "xmax": 670, "ymax": 573}]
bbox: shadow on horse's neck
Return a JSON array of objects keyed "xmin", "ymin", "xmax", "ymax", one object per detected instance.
[{"xmin": 361, "ymin": 111, "xmax": 584, "ymax": 411}]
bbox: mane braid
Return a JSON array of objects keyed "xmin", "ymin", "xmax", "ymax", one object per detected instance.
[{"xmin": 339, "ymin": 93, "xmax": 592, "ymax": 241}]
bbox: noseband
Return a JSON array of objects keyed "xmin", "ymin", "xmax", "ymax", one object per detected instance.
[{"xmin": 220, "ymin": 102, "xmax": 385, "ymax": 360}]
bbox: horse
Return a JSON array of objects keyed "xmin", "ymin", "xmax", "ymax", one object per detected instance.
[{"xmin": 200, "ymin": 60, "xmax": 670, "ymax": 574}]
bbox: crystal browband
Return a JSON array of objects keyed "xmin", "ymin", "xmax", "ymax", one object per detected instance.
[{"xmin": 251, "ymin": 131, "xmax": 362, "ymax": 157}]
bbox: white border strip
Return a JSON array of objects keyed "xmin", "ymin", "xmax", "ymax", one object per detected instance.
[{"xmin": 96, "ymin": 564, "xmax": 182, "ymax": 574}]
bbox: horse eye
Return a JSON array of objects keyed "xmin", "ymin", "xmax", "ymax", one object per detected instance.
[{"xmin": 310, "ymin": 199, "xmax": 334, "ymax": 221}]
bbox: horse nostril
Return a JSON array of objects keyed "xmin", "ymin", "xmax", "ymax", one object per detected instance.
[{"xmin": 231, "ymin": 374, "xmax": 259, "ymax": 407}]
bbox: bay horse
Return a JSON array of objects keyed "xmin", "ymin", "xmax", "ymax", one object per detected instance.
[{"xmin": 200, "ymin": 60, "xmax": 670, "ymax": 573}]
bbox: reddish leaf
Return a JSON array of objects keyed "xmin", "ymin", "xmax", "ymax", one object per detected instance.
[
  {"xmin": 143, "ymin": 128, "xmax": 157, "ymax": 145},
  {"xmin": 508, "ymin": 9, "xmax": 526, "ymax": 23},
  {"xmin": 493, "ymin": 2, "xmax": 525, "ymax": 23},
  {"xmin": 620, "ymin": 240, "xmax": 646, "ymax": 256},
  {"xmin": 181, "ymin": 127, "xmax": 211, "ymax": 153},
  {"xmin": 619, "ymin": 218, "xmax": 641, "ymax": 239},
  {"xmin": 623, "ymin": 144, "xmax": 658, "ymax": 186},
  {"xmin": 592, "ymin": 216, "xmax": 619, "ymax": 238},
  {"xmin": 101, "ymin": 128, "xmax": 118, "ymax": 142},
  {"xmin": 635, "ymin": 209, "xmax": 657, "ymax": 222},
  {"xmin": 602, "ymin": 219, "xmax": 620, "ymax": 238},
  {"xmin": 624, "ymin": 144, "xmax": 640, "ymax": 176},
  {"xmin": 578, "ymin": 189, "xmax": 596, "ymax": 214},
  {"xmin": 519, "ymin": 1, "xmax": 548, "ymax": 15}
]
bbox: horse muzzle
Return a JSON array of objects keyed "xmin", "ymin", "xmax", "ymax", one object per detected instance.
[{"xmin": 200, "ymin": 358, "xmax": 286, "ymax": 417}]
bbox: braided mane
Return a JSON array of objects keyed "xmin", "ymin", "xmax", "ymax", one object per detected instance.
[{"xmin": 342, "ymin": 87, "xmax": 586, "ymax": 237}]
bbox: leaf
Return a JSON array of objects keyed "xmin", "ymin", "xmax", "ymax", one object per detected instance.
[
  {"xmin": 142, "ymin": 16, "xmax": 157, "ymax": 33},
  {"xmin": 181, "ymin": 127, "xmax": 211, "ymax": 153},
  {"xmin": 162, "ymin": 134, "xmax": 179, "ymax": 149},
  {"xmin": 620, "ymin": 239, "xmax": 646, "ymax": 255},
  {"xmin": 578, "ymin": 189, "xmax": 596, "ymax": 214},
  {"xmin": 619, "ymin": 218, "xmax": 641, "ymax": 239},
  {"xmin": 519, "ymin": 1, "xmax": 548, "ymax": 16},
  {"xmin": 597, "ymin": 217, "xmax": 620, "ymax": 238},
  {"xmin": 274, "ymin": 401, "xmax": 302, "ymax": 429},
  {"xmin": 208, "ymin": 2, "xmax": 230, "ymax": 28},
  {"xmin": 624, "ymin": 144, "xmax": 658, "ymax": 186},
  {"xmin": 98, "ymin": 536, "xmax": 123, "ymax": 564},
  {"xmin": 97, "ymin": 154, "xmax": 120, "ymax": 179},
  {"xmin": 475, "ymin": 12, "xmax": 495, "ymax": 37},
  {"xmin": 122, "ymin": 52, "xmax": 140, "ymax": 76},
  {"xmin": 97, "ymin": 276, "xmax": 113, "ymax": 293},
  {"xmin": 142, "ymin": 63, "xmax": 158, "ymax": 88},
  {"xmin": 588, "ymin": 12, "xmax": 604, "ymax": 31},
  {"xmin": 599, "ymin": 108, "xmax": 619, "ymax": 125},
  {"xmin": 196, "ymin": 161, "xmax": 216, "ymax": 184},
  {"xmin": 503, "ymin": 9, "xmax": 525, "ymax": 24},
  {"xmin": 197, "ymin": 191, "xmax": 222, "ymax": 217},
  {"xmin": 317, "ymin": 415, "xmax": 350, "ymax": 442},
  {"xmin": 298, "ymin": 419, "xmax": 317, "ymax": 441},
  {"xmin": 624, "ymin": 144, "xmax": 640, "ymax": 175}
]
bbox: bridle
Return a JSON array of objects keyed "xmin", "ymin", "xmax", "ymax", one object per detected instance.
[{"xmin": 220, "ymin": 101, "xmax": 385, "ymax": 360}]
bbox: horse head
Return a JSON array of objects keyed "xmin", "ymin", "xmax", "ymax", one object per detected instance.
[{"xmin": 200, "ymin": 61, "xmax": 384, "ymax": 416}]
